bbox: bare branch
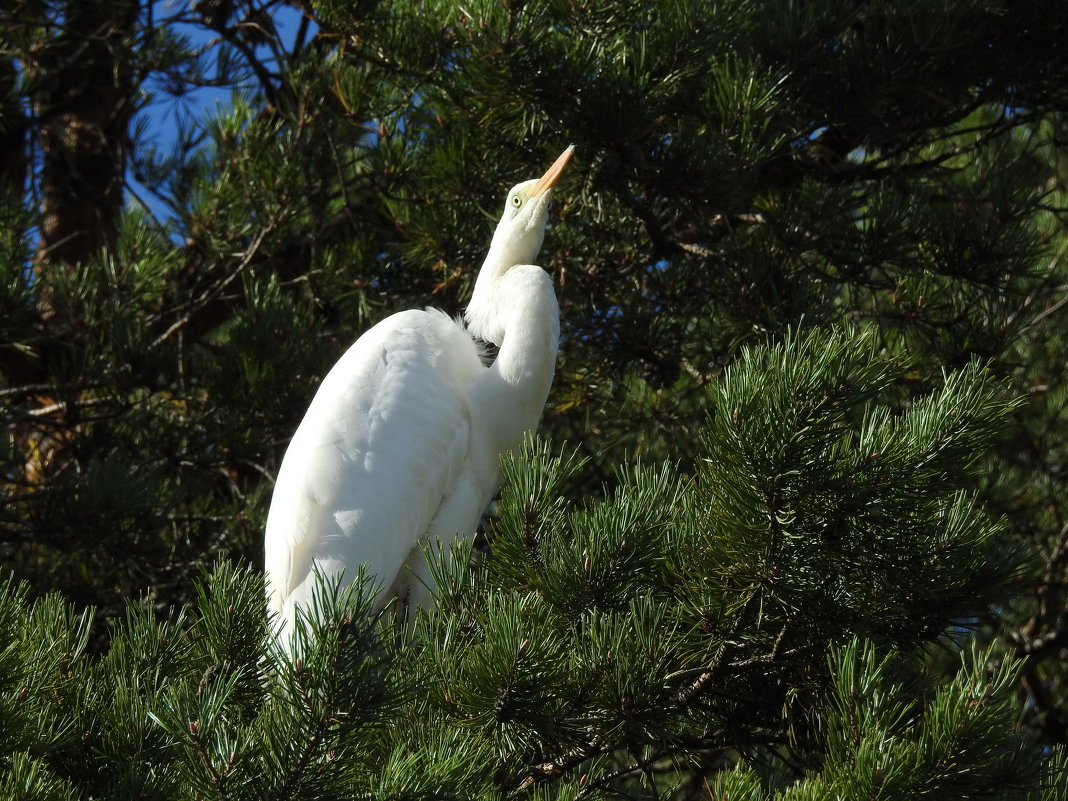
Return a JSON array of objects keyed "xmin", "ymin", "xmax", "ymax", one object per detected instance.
[{"xmin": 152, "ymin": 219, "xmax": 277, "ymax": 349}]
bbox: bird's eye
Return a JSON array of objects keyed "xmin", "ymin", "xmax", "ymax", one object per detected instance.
[{"xmin": 511, "ymin": 194, "xmax": 522, "ymax": 207}]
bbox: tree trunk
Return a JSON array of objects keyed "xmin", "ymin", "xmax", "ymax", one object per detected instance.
[{"xmin": 34, "ymin": 0, "xmax": 139, "ymax": 267}]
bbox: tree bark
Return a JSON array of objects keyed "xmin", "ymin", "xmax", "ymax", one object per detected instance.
[{"xmin": 33, "ymin": 0, "xmax": 139, "ymax": 267}]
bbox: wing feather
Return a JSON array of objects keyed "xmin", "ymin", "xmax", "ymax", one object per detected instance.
[{"xmin": 264, "ymin": 309, "xmax": 482, "ymax": 630}]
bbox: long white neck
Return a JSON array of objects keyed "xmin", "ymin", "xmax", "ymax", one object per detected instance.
[
  {"xmin": 466, "ymin": 221, "xmax": 546, "ymax": 346},
  {"xmin": 463, "ymin": 185, "xmax": 560, "ymax": 486},
  {"xmin": 490, "ymin": 265, "xmax": 559, "ymax": 388},
  {"xmin": 470, "ymin": 263, "xmax": 559, "ymax": 452}
]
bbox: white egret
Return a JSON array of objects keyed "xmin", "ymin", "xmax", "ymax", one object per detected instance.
[{"xmin": 265, "ymin": 146, "xmax": 574, "ymax": 643}]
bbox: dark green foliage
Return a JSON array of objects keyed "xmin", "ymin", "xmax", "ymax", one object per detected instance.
[
  {"xmin": 696, "ymin": 330, "xmax": 1018, "ymax": 649},
  {"xmin": 710, "ymin": 639, "xmax": 1043, "ymax": 800},
  {"xmin": 0, "ymin": 564, "xmax": 401, "ymax": 799},
  {"xmin": 2, "ymin": 338, "xmax": 1055, "ymax": 798}
]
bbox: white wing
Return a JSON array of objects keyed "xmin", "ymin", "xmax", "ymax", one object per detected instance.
[{"xmin": 264, "ymin": 308, "xmax": 484, "ymax": 637}]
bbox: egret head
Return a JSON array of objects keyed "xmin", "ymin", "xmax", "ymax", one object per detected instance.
[
  {"xmin": 467, "ymin": 145, "xmax": 573, "ymax": 343},
  {"xmin": 488, "ymin": 145, "xmax": 574, "ymax": 265}
]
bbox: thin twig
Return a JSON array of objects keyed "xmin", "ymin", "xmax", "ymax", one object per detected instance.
[
  {"xmin": 23, "ymin": 397, "xmax": 111, "ymax": 417},
  {"xmin": 152, "ymin": 221, "xmax": 276, "ymax": 349}
]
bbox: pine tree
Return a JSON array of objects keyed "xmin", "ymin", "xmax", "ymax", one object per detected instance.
[{"xmin": 3, "ymin": 0, "xmax": 1068, "ymax": 796}]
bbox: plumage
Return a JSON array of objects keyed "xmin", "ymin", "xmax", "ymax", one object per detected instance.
[{"xmin": 265, "ymin": 146, "xmax": 574, "ymax": 644}]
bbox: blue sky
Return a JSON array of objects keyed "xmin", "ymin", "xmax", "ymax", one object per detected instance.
[{"xmin": 128, "ymin": 1, "xmax": 315, "ymax": 225}]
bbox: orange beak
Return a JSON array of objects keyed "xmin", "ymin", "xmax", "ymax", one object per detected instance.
[{"xmin": 529, "ymin": 145, "xmax": 575, "ymax": 197}]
